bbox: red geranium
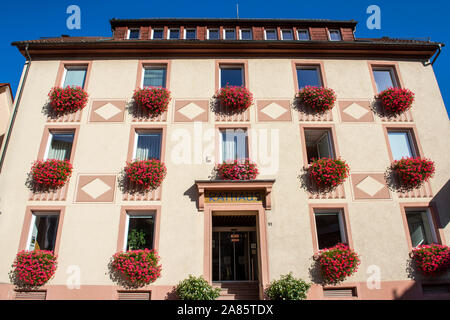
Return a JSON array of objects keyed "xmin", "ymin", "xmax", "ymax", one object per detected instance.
[
  {"xmin": 125, "ymin": 159, "xmax": 167, "ymax": 190},
  {"xmin": 12, "ymin": 250, "xmax": 57, "ymax": 288},
  {"xmin": 392, "ymin": 157, "xmax": 435, "ymax": 189},
  {"xmin": 48, "ymin": 86, "xmax": 88, "ymax": 114},
  {"xmin": 30, "ymin": 159, "xmax": 73, "ymax": 189},
  {"xmin": 111, "ymin": 249, "xmax": 162, "ymax": 287},
  {"xmin": 297, "ymin": 86, "xmax": 336, "ymax": 113},
  {"xmin": 216, "ymin": 85, "xmax": 253, "ymax": 112},
  {"xmin": 133, "ymin": 87, "xmax": 171, "ymax": 116},
  {"xmin": 411, "ymin": 244, "xmax": 450, "ymax": 275},
  {"xmin": 378, "ymin": 87, "xmax": 414, "ymax": 115},
  {"xmin": 309, "ymin": 158, "xmax": 349, "ymax": 190},
  {"xmin": 318, "ymin": 243, "xmax": 360, "ymax": 284},
  {"xmin": 217, "ymin": 159, "xmax": 259, "ymax": 180}
]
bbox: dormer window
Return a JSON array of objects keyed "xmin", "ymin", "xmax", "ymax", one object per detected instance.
[
  {"xmin": 184, "ymin": 28, "xmax": 197, "ymax": 39},
  {"xmin": 152, "ymin": 29, "xmax": 164, "ymax": 39},
  {"xmin": 281, "ymin": 29, "xmax": 294, "ymax": 40},
  {"xmin": 224, "ymin": 28, "xmax": 236, "ymax": 40},
  {"xmin": 264, "ymin": 29, "xmax": 278, "ymax": 40},
  {"xmin": 207, "ymin": 28, "xmax": 220, "ymax": 40},
  {"xmin": 168, "ymin": 28, "xmax": 180, "ymax": 39},
  {"xmin": 297, "ymin": 29, "xmax": 310, "ymax": 41},
  {"xmin": 329, "ymin": 29, "xmax": 342, "ymax": 41},
  {"xmin": 127, "ymin": 28, "xmax": 140, "ymax": 39},
  {"xmin": 239, "ymin": 29, "xmax": 252, "ymax": 40}
]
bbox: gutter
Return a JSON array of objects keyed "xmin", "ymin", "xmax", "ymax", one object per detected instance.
[
  {"xmin": 0, "ymin": 44, "xmax": 31, "ymax": 173},
  {"xmin": 426, "ymin": 43, "xmax": 443, "ymax": 66}
]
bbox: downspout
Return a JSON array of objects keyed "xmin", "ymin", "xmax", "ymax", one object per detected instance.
[
  {"xmin": 424, "ymin": 43, "xmax": 442, "ymax": 66},
  {"xmin": 0, "ymin": 44, "xmax": 32, "ymax": 173}
]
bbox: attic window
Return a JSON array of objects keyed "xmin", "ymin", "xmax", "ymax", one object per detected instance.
[
  {"xmin": 329, "ymin": 29, "xmax": 342, "ymax": 41},
  {"xmin": 152, "ymin": 29, "xmax": 164, "ymax": 39},
  {"xmin": 128, "ymin": 29, "xmax": 140, "ymax": 39},
  {"xmin": 297, "ymin": 29, "xmax": 310, "ymax": 41}
]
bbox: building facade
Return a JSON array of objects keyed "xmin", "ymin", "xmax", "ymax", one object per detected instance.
[
  {"xmin": 0, "ymin": 83, "xmax": 13, "ymax": 150},
  {"xmin": 0, "ymin": 18, "xmax": 449, "ymax": 300}
]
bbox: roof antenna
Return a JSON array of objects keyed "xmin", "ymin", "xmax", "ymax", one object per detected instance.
[{"xmin": 236, "ymin": 3, "xmax": 239, "ymax": 18}]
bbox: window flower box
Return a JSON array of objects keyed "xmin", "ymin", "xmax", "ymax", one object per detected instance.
[
  {"xmin": 111, "ymin": 249, "xmax": 162, "ymax": 287},
  {"xmin": 124, "ymin": 159, "xmax": 167, "ymax": 190},
  {"xmin": 378, "ymin": 87, "xmax": 414, "ymax": 115},
  {"xmin": 48, "ymin": 86, "xmax": 89, "ymax": 114},
  {"xmin": 296, "ymin": 86, "xmax": 336, "ymax": 113},
  {"xmin": 217, "ymin": 159, "xmax": 259, "ymax": 180},
  {"xmin": 317, "ymin": 243, "xmax": 360, "ymax": 284},
  {"xmin": 132, "ymin": 87, "xmax": 171, "ymax": 116},
  {"xmin": 30, "ymin": 159, "xmax": 73, "ymax": 190},
  {"xmin": 411, "ymin": 244, "xmax": 450, "ymax": 275},
  {"xmin": 392, "ymin": 157, "xmax": 435, "ymax": 189},
  {"xmin": 11, "ymin": 250, "xmax": 57, "ymax": 288},
  {"xmin": 309, "ymin": 158, "xmax": 349, "ymax": 190},
  {"xmin": 216, "ymin": 85, "xmax": 253, "ymax": 113}
]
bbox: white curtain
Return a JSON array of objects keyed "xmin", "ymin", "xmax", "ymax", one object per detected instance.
[
  {"xmin": 136, "ymin": 133, "xmax": 161, "ymax": 160},
  {"xmin": 47, "ymin": 134, "xmax": 74, "ymax": 160},
  {"xmin": 143, "ymin": 68, "xmax": 166, "ymax": 87},
  {"xmin": 222, "ymin": 129, "xmax": 247, "ymax": 161}
]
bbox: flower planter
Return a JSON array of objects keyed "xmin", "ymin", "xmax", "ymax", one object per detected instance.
[
  {"xmin": 317, "ymin": 243, "xmax": 360, "ymax": 284},
  {"xmin": 217, "ymin": 159, "xmax": 259, "ymax": 180},
  {"xmin": 411, "ymin": 244, "xmax": 450, "ymax": 275},
  {"xmin": 30, "ymin": 159, "xmax": 73, "ymax": 190},
  {"xmin": 48, "ymin": 86, "xmax": 89, "ymax": 114},
  {"xmin": 216, "ymin": 85, "xmax": 253, "ymax": 113},
  {"xmin": 132, "ymin": 87, "xmax": 171, "ymax": 116},
  {"xmin": 296, "ymin": 86, "xmax": 336, "ymax": 113},
  {"xmin": 111, "ymin": 249, "xmax": 162, "ymax": 287},
  {"xmin": 392, "ymin": 157, "xmax": 435, "ymax": 189},
  {"xmin": 378, "ymin": 87, "xmax": 414, "ymax": 115},
  {"xmin": 11, "ymin": 250, "xmax": 57, "ymax": 288},
  {"xmin": 309, "ymin": 158, "xmax": 349, "ymax": 190},
  {"xmin": 124, "ymin": 159, "xmax": 167, "ymax": 190}
]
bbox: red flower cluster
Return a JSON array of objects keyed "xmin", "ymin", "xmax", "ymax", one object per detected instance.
[
  {"xmin": 30, "ymin": 159, "xmax": 73, "ymax": 189},
  {"xmin": 12, "ymin": 250, "xmax": 57, "ymax": 287},
  {"xmin": 217, "ymin": 159, "xmax": 259, "ymax": 180},
  {"xmin": 297, "ymin": 86, "xmax": 337, "ymax": 113},
  {"xmin": 133, "ymin": 87, "xmax": 171, "ymax": 116},
  {"xmin": 318, "ymin": 243, "xmax": 360, "ymax": 284},
  {"xmin": 111, "ymin": 249, "xmax": 162, "ymax": 287},
  {"xmin": 216, "ymin": 85, "xmax": 253, "ymax": 112},
  {"xmin": 411, "ymin": 244, "xmax": 450, "ymax": 275},
  {"xmin": 378, "ymin": 87, "xmax": 415, "ymax": 114},
  {"xmin": 125, "ymin": 159, "xmax": 167, "ymax": 190},
  {"xmin": 48, "ymin": 86, "xmax": 88, "ymax": 114},
  {"xmin": 392, "ymin": 157, "xmax": 435, "ymax": 189},
  {"xmin": 309, "ymin": 158, "xmax": 349, "ymax": 190}
]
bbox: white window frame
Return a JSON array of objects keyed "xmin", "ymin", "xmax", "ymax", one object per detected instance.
[
  {"xmin": 168, "ymin": 28, "xmax": 180, "ymax": 40},
  {"xmin": 61, "ymin": 65, "xmax": 88, "ymax": 88},
  {"xmin": 314, "ymin": 209, "xmax": 347, "ymax": 248},
  {"xmin": 123, "ymin": 212, "xmax": 156, "ymax": 251},
  {"xmin": 151, "ymin": 28, "xmax": 164, "ymax": 39},
  {"xmin": 328, "ymin": 29, "xmax": 342, "ymax": 41},
  {"xmin": 132, "ymin": 130, "xmax": 162, "ymax": 160},
  {"xmin": 304, "ymin": 129, "xmax": 335, "ymax": 162},
  {"xmin": 183, "ymin": 28, "xmax": 197, "ymax": 39},
  {"xmin": 264, "ymin": 29, "xmax": 278, "ymax": 40},
  {"xmin": 219, "ymin": 128, "xmax": 248, "ymax": 162},
  {"xmin": 43, "ymin": 130, "xmax": 74, "ymax": 160},
  {"xmin": 26, "ymin": 212, "xmax": 60, "ymax": 251},
  {"xmin": 406, "ymin": 208, "xmax": 438, "ymax": 247},
  {"xmin": 219, "ymin": 65, "xmax": 245, "ymax": 88},
  {"xmin": 297, "ymin": 29, "xmax": 310, "ymax": 41},
  {"xmin": 207, "ymin": 28, "xmax": 220, "ymax": 40},
  {"xmin": 280, "ymin": 29, "xmax": 294, "ymax": 40},
  {"xmin": 239, "ymin": 28, "xmax": 252, "ymax": 40},
  {"xmin": 127, "ymin": 28, "xmax": 140, "ymax": 40},
  {"xmin": 223, "ymin": 28, "xmax": 236, "ymax": 40},
  {"xmin": 140, "ymin": 65, "xmax": 167, "ymax": 88}
]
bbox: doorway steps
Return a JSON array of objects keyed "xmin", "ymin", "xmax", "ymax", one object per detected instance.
[{"xmin": 213, "ymin": 282, "xmax": 260, "ymax": 300}]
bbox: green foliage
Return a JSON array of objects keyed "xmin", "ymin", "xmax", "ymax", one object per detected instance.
[
  {"xmin": 176, "ymin": 275, "xmax": 221, "ymax": 300},
  {"xmin": 265, "ymin": 272, "xmax": 311, "ymax": 300},
  {"xmin": 127, "ymin": 229, "xmax": 147, "ymax": 250}
]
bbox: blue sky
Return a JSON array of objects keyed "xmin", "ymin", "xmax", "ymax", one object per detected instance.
[{"xmin": 1, "ymin": 0, "xmax": 448, "ymax": 118}]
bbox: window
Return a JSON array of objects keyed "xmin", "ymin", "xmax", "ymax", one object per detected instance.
[
  {"xmin": 315, "ymin": 209, "xmax": 347, "ymax": 250},
  {"xmin": 133, "ymin": 131, "xmax": 162, "ymax": 161},
  {"xmin": 27, "ymin": 212, "xmax": 59, "ymax": 251},
  {"xmin": 184, "ymin": 28, "xmax": 196, "ymax": 39},
  {"xmin": 224, "ymin": 28, "xmax": 236, "ymax": 40},
  {"xmin": 168, "ymin": 28, "xmax": 180, "ymax": 39},
  {"xmin": 128, "ymin": 29, "xmax": 140, "ymax": 39},
  {"xmin": 152, "ymin": 29, "xmax": 164, "ymax": 39},
  {"xmin": 220, "ymin": 128, "xmax": 248, "ymax": 162},
  {"xmin": 208, "ymin": 29, "xmax": 220, "ymax": 40},
  {"xmin": 142, "ymin": 66, "xmax": 167, "ymax": 88},
  {"xmin": 405, "ymin": 209, "xmax": 437, "ymax": 247},
  {"xmin": 44, "ymin": 131, "xmax": 74, "ymax": 161},
  {"xmin": 220, "ymin": 65, "xmax": 244, "ymax": 87},
  {"xmin": 304, "ymin": 129, "xmax": 334, "ymax": 163},
  {"xmin": 281, "ymin": 29, "xmax": 294, "ymax": 40},
  {"xmin": 372, "ymin": 67, "xmax": 398, "ymax": 93},
  {"xmin": 296, "ymin": 66, "xmax": 322, "ymax": 89},
  {"xmin": 387, "ymin": 130, "xmax": 417, "ymax": 160},
  {"xmin": 297, "ymin": 29, "xmax": 310, "ymax": 40},
  {"xmin": 240, "ymin": 29, "xmax": 252, "ymax": 40},
  {"xmin": 124, "ymin": 212, "xmax": 155, "ymax": 251},
  {"xmin": 62, "ymin": 66, "xmax": 87, "ymax": 88},
  {"xmin": 264, "ymin": 29, "xmax": 277, "ymax": 40},
  {"xmin": 329, "ymin": 29, "xmax": 342, "ymax": 41}
]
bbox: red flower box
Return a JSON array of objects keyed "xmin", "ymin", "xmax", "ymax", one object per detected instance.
[
  {"xmin": 392, "ymin": 157, "xmax": 435, "ymax": 189},
  {"xmin": 12, "ymin": 250, "xmax": 57, "ymax": 288},
  {"xmin": 378, "ymin": 87, "xmax": 414, "ymax": 115},
  {"xmin": 30, "ymin": 159, "xmax": 73, "ymax": 190},
  {"xmin": 317, "ymin": 243, "xmax": 360, "ymax": 284},
  {"xmin": 216, "ymin": 85, "xmax": 253, "ymax": 112},
  {"xmin": 297, "ymin": 86, "xmax": 337, "ymax": 113},
  {"xmin": 125, "ymin": 159, "xmax": 167, "ymax": 190},
  {"xmin": 111, "ymin": 249, "xmax": 162, "ymax": 287},
  {"xmin": 48, "ymin": 86, "xmax": 88, "ymax": 114},
  {"xmin": 411, "ymin": 244, "xmax": 450, "ymax": 275},
  {"xmin": 133, "ymin": 87, "xmax": 171, "ymax": 116},
  {"xmin": 217, "ymin": 159, "xmax": 259, "ymax": 180},
  {"xmin": 309, "ymin": 158, "xmax": 349, "ymax": 190}
]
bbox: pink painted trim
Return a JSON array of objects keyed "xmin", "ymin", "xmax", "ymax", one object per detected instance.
[
  {"xmin": 89, "ymin": 100, "xmax": 126, "ymax": 123},
  {"xmin": 37, "ymin": 125, "xmax": 80, "ymax": 164},
  {"xmin": 338, "ymin": 100, "xmax": 374, "ymax": 123},
  {"xmin": 54, "ymin": 61, "xmax": 93, "ymax": 90},
  {"xmin": 126, "ymin": 124, "xmax": 167, "ymax": 162},
  {"xmin": 75, "ymin": 175, "xmax": 116, "ymax": 203},
  {"xmin": 215, "ymin": 60, "xmax": 250, "ymax": 92},
  {"xmin": 381, "ymin": 124, "xmax": 424, "ymax": 163},
  {"xmin": 350, "ymin": 173, "xmax": 391, "ymax": 200},
  {"xmin": 291, "ymin": 60, "xmax": 328, "ymax": 95},
  {"xmin": 135, "ymin": 60, "xmax": 171, "ymax": 90},
  {"xmin": 214, "ymin": 123, "xmax": 251, "ymax": 165},
  {"xmin": 367, "ymin": 61, "xmax": 405, "ymax": 96},
  {"xmin": 256, "ymin": 100, "xmax": 292, "ymax": 122},
  {"xmin": 298, "ymin": 123, "xmax": 340, "ymax": 167}
]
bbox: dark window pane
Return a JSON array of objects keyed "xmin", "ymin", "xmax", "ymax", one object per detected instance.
[
  {"xmin": 315, "ymin": 213, "xmax": 342, "ymax": 249},
  {"xmin": 127, "ymin": 216, "xmax": 155, "ymax": 250},
  {"xmin": 298, "ymin": 30, "xmax": 310, "ymax": 40},
  {"xmin": 30, "ymin": 215, "xmax": 59, "ymax": 251},
  {"xmin": 153, "ymin": 29, "xmax": 163, "ymax": 39},
  {"xmin": 136, "ymin": 133, "xmax": 162, "ymax": 160},
  {"xmin": 265, "ymin": 30, "xmax": 277, "ymax": 40},
  {"xmin": 169, "ymin": 29, "xmax": 180, "ymax": 39},
  {"xmin": 373, "ymin": 69, "xmax": 395, "ymax": 92},
  {"xmin": 406, "ymin": 210, "xmax": 433, "ymax": 247},
  {"xmin": 185, "ymin": 29, "xmax": 196, "ymax": 39},
  {"xmin": 143, "ymin": 68, "xmax": 166, "ymax": 88},
  {"xmin": 282, "ymin": 30, "xmax": 293, "ymax": 40},
  {"xmin": 208, "ymin": 29, "xmax": 219, "ymax": 39},
  {"xmin": 297, "ymin": 68, "xmax": 321, "ymax": 89},
  {"xmin": 225, "ymin": 29, "xmax": 236, "ymax": 40},
  {"xmin": 329, "ymin": 30, "xmax": 341, "ymax": 41},
  {"xmin": 241, "ymin": 30, "xmax": 252, "ymax": 40},
  {"xmin": 220, "ymin": 68, "xmax": 243, "ymax": 87},
  {"xmin": 129, "ymin": 29, "xmax": 140, "ymax": 39}
]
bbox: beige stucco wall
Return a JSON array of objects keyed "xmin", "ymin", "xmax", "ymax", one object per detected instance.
[
  {"xmin": 0, "ymin": 85, "xmax": 13, "ymax": 146},
  {"xmin": 0, "ymin": 57, "xmax": 448, "ymax": 297}
]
